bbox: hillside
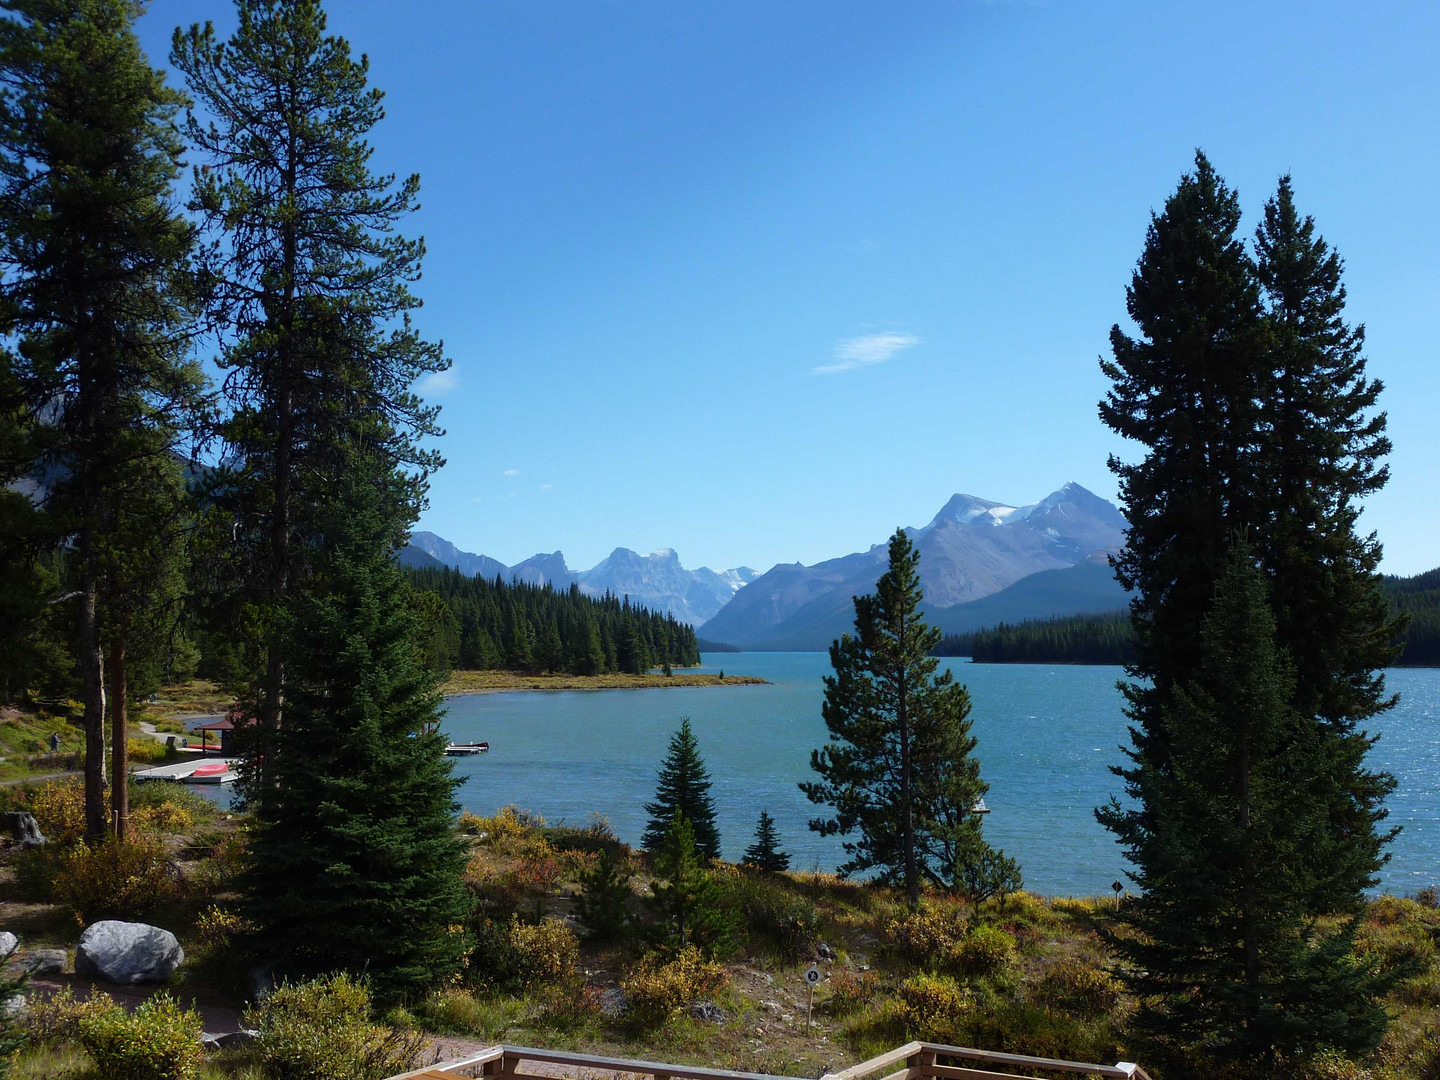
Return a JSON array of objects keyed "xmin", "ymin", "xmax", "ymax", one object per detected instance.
[{"xmin": 935, "ymin": 566, "xmax": 1440, "ymax": 666}]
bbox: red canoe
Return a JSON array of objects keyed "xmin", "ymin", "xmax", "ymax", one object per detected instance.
[{"xmin": 189, "ymin": 761, "xmax": 230, "ymax": 778}]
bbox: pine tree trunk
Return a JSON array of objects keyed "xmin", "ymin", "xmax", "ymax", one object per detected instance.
[
  {"xmin": 78, "ymin": 571, "xmax": 107, "ymax": 843},
  {"xmin": 899, "ymin": 656, "xmax": 917, "ymax": 909},
  {"xmin": 110, "ymin": 638, "xmax": 128, "ymax": 840}
]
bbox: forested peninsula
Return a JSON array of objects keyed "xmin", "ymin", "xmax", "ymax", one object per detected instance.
[
  {"xmin": 934, "ymin": 566, "xmax": 1440, "ymax": 665},
  {"xmin": 407, "ymin": 567, "xmax": 703, "ymax": 676}
]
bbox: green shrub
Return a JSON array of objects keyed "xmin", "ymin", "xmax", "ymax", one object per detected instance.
[
  {"xmin": 126, "ymin": 738, "xmax": 172, "ymax": 765},
  {"xmin": 130, "ymin": 782, "xmax": 217, "ymax": 825},
  {"xmin": 26, "ymin": 778, "xmax": 91, "ymax": 846},
  {"xmin": 1033, "ymin": 956, "xmax": 1122, "ymax": 1018},
  {"xmin": 247, "ymin": 973, "xmax": 422, "ymax": 1080},
  {"xmin": 957, "ymin": 924, "xmax": 1017, "ymax": 979},
  {"xmin": 827, "ymin": 967, "xmax": 880, "ymax": 1015},
  {"xmin": 575, "ymin": 846, "xmax": 635, "ymax": 942},
  {"xmin": 897, "ymin": 973, "xmax": 973, "ymax": 1040},
  {"xmin": 724, "ymin": 870, "xmax": 820, "ymax": 961},
  {"xmin": 48, "ymin": 834, "xmax": 175, "ymax": 922},
  {"xmin": 621, "ymin": 946, "xmax": 728, "ymax": 1028},
  {"xmin": 416, "ymin": 988, "xmax": 523, "ymax": 1038},
  {"xmin": 956, "ymin": 999, "xmax": 1122, "ymax": 1067},
  {"xmin": 508, "ymin": 918, "xmax": 579, "ymax": 987},
  {"xmin": 1357, "ymin": 919, "xmax": 1436, "ymax": 981},
  {"xmin": 885, "ymin": 902, "xmax": 969, "ymax": 971},
  {"xmin": 20, "ymin": 987, "xmax": 116, "ymax": 1046},
  {"xmin": 76, "ymin": 993, "xmax": 202, "ymax": 1080},
  {"xmin": 1397, "ymin": 970, "xmax": 1440, "ymax": 1008}
]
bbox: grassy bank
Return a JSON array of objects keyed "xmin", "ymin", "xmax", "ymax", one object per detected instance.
[
  {"xmin": 5, "ymin": 786, "xmax": 1438, "ymax": 1079},
  {"xmin": 442, "ymin": 670, "xmax": 767, "ymax": 694}
]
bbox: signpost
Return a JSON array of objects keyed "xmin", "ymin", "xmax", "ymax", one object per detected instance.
[
  {"xmin": 1112, "ymin": 880, "xmax": 1124, "ymax": 909},
  {"xmin": 804, "ymin": 964, "xmax": 821, "ymax": 1032}
]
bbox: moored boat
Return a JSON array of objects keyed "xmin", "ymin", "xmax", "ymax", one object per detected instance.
[{"xmin": 445, "ymin": 742, "xmax": 490, "ymax": 756}]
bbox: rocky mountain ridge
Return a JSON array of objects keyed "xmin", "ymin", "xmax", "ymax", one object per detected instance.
[
  {"xmin": 696, "ymin": 482, "xmax": 1128, "ymax": 650},
  {"xmin": 402, "ymin": 532, "xmax": 759, "ymax": 627}
]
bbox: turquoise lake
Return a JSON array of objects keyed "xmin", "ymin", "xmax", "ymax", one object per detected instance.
[{"xmin": 441, "ymin": 653, "xmax": 1440, "ymax": 898}]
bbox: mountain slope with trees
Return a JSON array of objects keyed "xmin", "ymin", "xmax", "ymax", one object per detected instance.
[{"xmin": 933, "ymin": 567, "xmax": 1439, "ymax": 666}]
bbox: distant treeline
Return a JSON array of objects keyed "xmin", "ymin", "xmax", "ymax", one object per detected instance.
[
  {"xmin": 695, "ymin": 638, "xmax": 741, "ymax": 653},
  {"xmin": 934, "ymin": 568, "xmax": 1440, "ymax": 667},
  {"xmin": 406, "ymin": 566, "xmax": 700, "ymax": 675},
  {"xmin": 1388, "ymin": 568, "xmax": 1440, "ymax": 667},
  {"xmin": 934, "ymin": 611, "xmax": 1135, "ymax": 665}
]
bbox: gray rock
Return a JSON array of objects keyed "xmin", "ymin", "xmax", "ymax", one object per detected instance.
[
  {"xmin": 3, "ymin": 812, "xmax": 45, "ymax": 849},
  {"xmin": 22, "ymin": 949, "xmax": 66, "ymax": 974},
  {"xmin": 200, "ymin": 1033, "xmax": 224, "ymax": 1053},
  {"xmin": 598, "ymin": 987, "xmax": 627, "ymax": 1018},
  {"xmin": 217, "ymin": 1029, "xmax": 259, "ymax": 1050},
  {"xmin": 74, "ymin": 921, "xmax": 184, "ymax": 985},
  {"xmin": 688, "ymin": 999, "xmax": 726, "ymax": 1023},
  {"xmin": 0, "ymin": 932, "xmax": 17, "ymax": 959},
  {"xmin": 817, "ymin": 941, "xmax": 836, "ymax": 960},
  {"xmin": 2, "ymin": 993, "xmax": 25, "ymax": 1019}
]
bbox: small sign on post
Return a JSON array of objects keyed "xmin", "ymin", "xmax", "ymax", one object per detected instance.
[
  {"xmin": 804, "ymin": 964, "xmax": 821, "ymax": 1032},
  {"xmin": 1111, "ymin": 880, "xmax": 1124, "ymax": 909}
]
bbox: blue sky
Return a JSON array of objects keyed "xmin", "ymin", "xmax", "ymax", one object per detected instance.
[{"xmin": 136, "ymin": 1, "xmax": 1440, "ymax": 576}]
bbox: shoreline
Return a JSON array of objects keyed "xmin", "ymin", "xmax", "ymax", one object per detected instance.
[{"xmin": 440, "ymin": 670, "xmax": 768, "ymax": 695}]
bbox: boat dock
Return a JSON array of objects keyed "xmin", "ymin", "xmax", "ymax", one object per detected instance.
[{"xmin": 132, "ymin": 758, "xmax": 239, "ymax": 785}]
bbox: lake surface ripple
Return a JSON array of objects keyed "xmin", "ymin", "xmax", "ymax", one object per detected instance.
[{"xmin": 442, "ymin": 653, "xmax": 1440, "ymax": 897}]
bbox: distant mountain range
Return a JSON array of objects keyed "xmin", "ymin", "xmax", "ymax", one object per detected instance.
[
  {"xmin": 696, "ymin": 483, "xmax": 1129, "ymax": 650},
  {"xmin": 400, "ymin": 533, "xmax": 759, "ymax": 627}
]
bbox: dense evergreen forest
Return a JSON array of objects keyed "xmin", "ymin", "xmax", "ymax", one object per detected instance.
[
  {"xmin": 933, "ymin": 611, "xmax": 1135, "ymax": 664},
  {"xmin": 934, "ymin": 567, "xmax": 1440, "ymax": 665},
  {"xmin": 406, "ymin": 566, "xmax": 700, "ymax": 675}
]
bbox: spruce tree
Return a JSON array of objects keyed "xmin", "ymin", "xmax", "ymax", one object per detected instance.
[
  {"xmin": 0, "ymin": 0, "xmax": 200, "ymax": 839},
  {"xmin": 1098, "ymin": 155, "xmax": 1397, "ymax": 1063},
  {"xmin": 172, "ymin": 0, "xmax": 447, "ymax": 739},
  {"xmin": 642, "ymin": 717, "xmax": 721, "ymax": 859},
  {"xmin": 647, "ymin": 812, "xmax": 739, "ymax": 958},
  {"xmin": 1101, "ymin": 544, "xmax": 1390, "ymax": 1069},
  {"xmin": 1099, "ymin": 151, "xmax": 1267, "ymax": 731},
  {"xmin": 576, "ymin": 846, "xmax": 634, "ymax": 943},
  {"xmin": 243, "ymin": 461, "xmax": 472, "ymax": 1002},
  {"xmin": 802, "ymin": 528, "xmax": 1015, "ymax": 908},
  {"xmin": 1251, "ymin": 176, "xmax": 1399, "ymax": 912},
  {"xmin": 743, "ymin": 810, "xmax": 790, "ymax": 872}
]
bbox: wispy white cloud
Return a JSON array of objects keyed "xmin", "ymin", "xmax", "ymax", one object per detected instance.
[
  {"xmin": 812, "ymin": 332, "xmax": 920, "ymax": 375},
  {"xmin": 503, "ymin": 468, "xmax": 519, "ymax": 477},
  {"xmin": 538, "ymin": 483, "xmax": 553, "ymax": 491},
  {"xmin": 416, "ymin": 367, "xmax": 458, "ymax": 396}
]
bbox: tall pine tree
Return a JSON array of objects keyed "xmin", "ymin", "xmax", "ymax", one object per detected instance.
[
  {"xmin": 642, "ymin": 717, "xmax": 721, "ymax": 859},
  {"xmin": 1101, "ymin": 544, "xmax": 1390, "ymax": 1069},
  {"xmin": 243, "ymin": 459, "xmax": 471, "ymax": 1001},
  {"xmin": 802, "ymin": 529, "xmax": 1015, "ymax": 908},
  {"xmin": 0, "ymin": 0, "xmax": 200, "ymax": 839},
  {"xmin": 1251, "ymin": 176, "xmax": 1399, "ymax": 913},
  {"xmin": 172, "ymin": 0, "xmax": 447, "ymax": 741},
  {"xmin": 1098, "ymin": 155, "xmax": 1397, "ymax": 1065}
]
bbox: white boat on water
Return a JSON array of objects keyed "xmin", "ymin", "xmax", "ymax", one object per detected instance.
[{"xmin": 445, "ymin": 742, "xmax": 490, "ymax": 756}]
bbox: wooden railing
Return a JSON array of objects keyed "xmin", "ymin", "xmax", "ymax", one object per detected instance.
[
  {"xmin": 390, "ymin": 1041, "xmax": 1151, "ymax": 1080},
  {"xmin": 821, "ymin": 1040, "xmax": 1154, "ymax": 1080}
]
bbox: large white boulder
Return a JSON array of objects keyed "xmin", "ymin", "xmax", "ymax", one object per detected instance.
[
  {"xmin": 74, "ymin": 921, "xmax": 184, "ymax": 985},
  {"xmin": 0, "ymin": 931, "xmax": 17, "ymax": 960}
]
